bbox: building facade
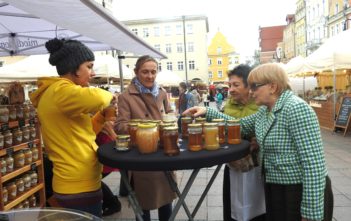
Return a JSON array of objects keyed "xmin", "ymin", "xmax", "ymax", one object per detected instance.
[
  {"xmin": 121, "ymin": 15, "xmax": 209, "ymax": 83},
  {"xmin": 327, "ymin": 0, "xmax": 350, "ymax": 35},
  {"xmin": 207, "ymin": 31, "xmax": 239, "ymax": 83},
  {"xmin": 258, "ymin": 25, "xmax": 286, "ymax": 63},
  {"xmin": 295, "ymin": 0, "xmax": 308, "ymax": 57},
  {"xmin": 283, "ymin": 14, "xmax": 296, "ymax": 61}
]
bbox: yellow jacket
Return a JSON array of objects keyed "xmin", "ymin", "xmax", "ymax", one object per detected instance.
[{"xmin": 30, "ymin": 77, "xmax": 112, "ymax": 194}]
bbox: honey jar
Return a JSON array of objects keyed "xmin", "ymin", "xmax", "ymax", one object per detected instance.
[
  {"xmin": 163, "ymin": 126, "xmax": 179, "ymax": 156},
  {"xmin": 0, "ymin": 133, "xmax": 4, "ymax": 150},
  {"xmin": 29, "ymin": 126, "xmax": 36, "ymax": 140},
  {"xmin": 31, "ymin": 144, "xmax": 39, "ymax": 161},
  {"xmin": 24, "ymin": 148, "xmax": 33, "ymax": 165},
  {"xmin": 23, "ymin": 199, "xmax": 30, "ymax": 208},
  {"xmin": 188, "ymin": 123, "xmax": 203, "ymax": 151},
  {"xmin": 159, "ymin": 122, "xmax": 174, "ymax": 148},
  {"xmin": 23, "ymin": 174, "xmax": 32, "ymax": 191},
  {"xmin": 3, "ymin": 130, "xmax": 13, "ymax": 148},
  {"xmin": 6, "ymin": 182, "xmax": 17, "ymax": 201},
  {"xmin": 227, "ymin": 119, "xmax": 241, "ymax": 144},
  {"xmin": 8, "ymin": 105, "xmax": 17, "ymax": 121},
  {"xmin": 5, "ymin": 154, "xmax": 14, "ymax": 173},
  {"xmin": 14, "ymin": 150, "xmax": 25, "ymax": 168},
  {"xmin": 128, "ymin": 123, "xmax": 138, "ymax": 148},
  {"xmin": 136, "ymin": 123, "xmax": 159, "ymax": 154},
  {"xmin": 12, "ymin": 128, "xmax": 23, "ymax": 145},
  {"xmin": 29, "ymin": 171, "xmax": 38, "ymax": 187},
  {"xmin": 1, "ymin": 157, "xmax": 6, "ymax": 175},
  {"xmin": 2, "ymin": 186, "xmax": 8, "ymax": 204},
  {"xmin": 0, "ymin": 105, "xmax": 9, "ymax": 123},
  {"xmin": 15, "ymin": 177, "xmax": 25, "ymax": 194},
  {"xmin": 212, "ymin": 118, "xmax": 225, "ymax": 144},
  {"xmin": 16, "ymin": 105, "xmax": 24, "ymax": 120},
  {"xmin": 203, "ymin": 123, "xmax": 220, "ymax": 150},
  {"xmin": 22, "ymin": 126, "xmax": 30, "ymax": 142},
  {"xmin": 23, "ymin": 104, "xmax": 30, "ymax": 119},
  {"xmin": 29, "ymin": 195, "xmax": 37, "ymax": 207},
  {"xmin": 195, "ymin": 117, "xmax": 206, "ymax": 138},
  {"xmin": 162, "ymin": 119, "xmax": 176, "ymax": 127},
  {"xmin": 29, "ymin": 104, "xmax": 36, "ymax": 119},
  {"xmin": 115, "ymin": 135, "xmax": 130, "ymax": 151},
  {"xmin": 181, "ymin": 117, "xmax": 192, "ymax": 139}
]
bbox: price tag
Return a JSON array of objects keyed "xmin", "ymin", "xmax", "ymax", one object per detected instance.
[
  {"xmin": 1, "ymin": 123, "xmax": 9, "ymax": 131},
  {"xmin": 18, "ymin": 119, "xmax": 25, "ymax": 127},
  {"xmin": 6, "ymin": 147, "xmax": 14, "ymax": 156},
  {"xmin": 31, "ymin": 163, "xmax": 37, "ymax": 171},
  {"xmin": 28, "ymin": 141, "xmax": 34, "ymax": 148}
]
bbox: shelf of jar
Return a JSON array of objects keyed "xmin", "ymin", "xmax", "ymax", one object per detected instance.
[
  {"xmin": 1, "ymin": 160, "xmax": 42, "ymax": 183},
  {"xmin": 0, "ymin": 139, "xmax": 40, "ymax": 157},
  {"xmin": 3, "ymin": 183, "xmax": 44, "ymax": 211},
  {"xmin": 0, "ymin": 118, "xmax": 37, "ymax": 130}
]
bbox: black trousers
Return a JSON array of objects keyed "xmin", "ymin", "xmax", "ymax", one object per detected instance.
[{"xmin": 265, "ymin": 176, "xmax": 333, "ymax": 221}]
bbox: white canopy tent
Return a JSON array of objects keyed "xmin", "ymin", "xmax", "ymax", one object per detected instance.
[{"xmin": 156, "ymin": 70, "xmax": 183, "ymax": 87}]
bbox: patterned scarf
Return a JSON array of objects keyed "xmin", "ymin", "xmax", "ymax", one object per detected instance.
[{"xmin": 132, "ymin": 77, "xmax": 159, "ymax": 98}]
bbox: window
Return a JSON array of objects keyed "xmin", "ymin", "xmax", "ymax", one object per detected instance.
[
  {"xmin": 187, "ymin": 42, "xmax": 194, "ymax": 52},
  {"xmin": 167, "ymin": 62, "xmax": 173, "ymax": 71},
  {"xmin": 143, "ymin": 28, "xmax": 149, "ymax": 38},
  {"xmin": 154, "ymin": 27, "xmax": 160, "ymax": 37},
  {"xmin": 165, "ymin": 26, "xmax": 171, "ymax": 36},
  {"xmin": 154, "ymin": 44, "xmax": 161, "ymax": 52},
  {"xmin": 131, "ymin": 28, "xmax": 138, "ymax": 35},
  {"xmin": 186, "ymin": 24, "xmax": 193, "ymax": 34},
  {"xmin": 208, "ymin": 71, "xmax": 213, "ymax": 79},
  {"xmin": 336, "ymin": 24, "xmax": 340, "ymax": 34},
  {"xmin": 176, "ymin": 25, "xmax": 182, "ymax": 35},
  {"xmin": 218, "ymin": 70, "xmax": 223, "ymax": 78},
  {"xmin": 208, "ymin": 59, "xmax": 212, "ymax": 65},
  {"xmin": 165, "ymin": 44, "xmax": 172, "ymax": 53},
  {"xmin": 331, "ymin": 26, "xmax": 335, "ymax": 36},
  {"xmin": 158, "ymin": 63, "xmax": 162, "ymax": 72},
  {"xmin": 335, "ymin": 3, "xmax": 339, "ymax": 14},
  {"xmin": 217, "ymin": 58, "xmax": 222, "ymax": 65},
  {"xmin": 177, "ymin": 61, "xmax": 184, "ymax": 71},
  {"xmin": 176, "ymin": 43, "xmax": 183, "ymax": 53},
  {"xmin": 189, "ymin": 60, "xmax": 195, "ymax": 70},
  {"xmin": 217, "ymin": 47, "xmax": 222, "ymax": 54}
]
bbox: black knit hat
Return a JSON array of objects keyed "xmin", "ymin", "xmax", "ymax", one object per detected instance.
[{"xmin": 45, "ymin": 38, "xmax": 95, "ymax": 75}]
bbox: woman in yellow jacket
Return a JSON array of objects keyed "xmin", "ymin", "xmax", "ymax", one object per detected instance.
[{"xmin": 30, "ymin": 38, "xmax": 114, "ymax": 217}]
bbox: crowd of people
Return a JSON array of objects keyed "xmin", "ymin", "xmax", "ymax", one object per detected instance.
[{"xmin": 31, "ymin": 38, "xmax": 333, "ymax": 221}]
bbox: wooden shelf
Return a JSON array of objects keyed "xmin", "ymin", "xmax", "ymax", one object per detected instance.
[
  {"xmin": 0, "ymin": 118, "xmax": 36, "ymax": 130},
  {"xmin": 1, "ymin": 160, "xmax": 42, "ymax": 183},
  {"xmin": 3, "ymin": 183, "xmax": 44, "ymax": 210},
  {"xmin": 0, "ymin": 139, "xmax": 39, "ymax": 157}
]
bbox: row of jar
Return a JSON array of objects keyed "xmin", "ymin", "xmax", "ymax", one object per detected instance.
[
  {"xmin": 0, "ymin": 145, "xmax": 40, "ymax": 176},
  {"xmin": 10, "ymin": 194, "xmax": 38, "ymax": 209},
  {"xmin": 0, "ymin": 104, "xmax": 36, "ymax": 124},
  {"xmin": 2, "ymin": 171, "xmax": 39, "ymax": 205},
  {"xmin": 0, "ymin": 125, "xmax": 37, "ymax": 149}
]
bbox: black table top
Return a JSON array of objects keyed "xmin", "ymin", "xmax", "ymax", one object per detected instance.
[{"xmin": 97, "ymin": 139, "xmax": 250, "ymax": 171}]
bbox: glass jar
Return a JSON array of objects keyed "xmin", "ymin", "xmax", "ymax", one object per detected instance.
[
  {"xmin": 136, "ymin": 123, "xmax": 159, "ymax": 154},
  {"xmin": 4, "ymin": 130, "xmax": 13, "ymax": 148},
  {"xmin": 212, "ymin": 118, "xmax": 225, "ymax": 144},
  {"xmin": 159, "ymin": 123, "xmax": 174, "ymax": 149},
  {"xmin": 16, "ymin": 105, "xmax": 24, "ymax": 120},
  {"xmin": 162, "ymin": 119, "xmax": 176, "ymax": 127},
  {"xmin": 15, "ymin": 177, "xmax": 25, "ymax": 194},
  {"xmin": 128, "ymin": 123, "xmax": 138, "ymax": 148},
  {"xmin": 188, "ymin": 123, "xmax": 203, "ymax": 151},
  {"xmin": 5, "ymin": 154, "xmax": 14, "ymax": 173},
  {"xmin": 0, "ymin": 105, "xmax": 9, "ymax": 123},
  {"xmin": 2, "ymin": 186, "xmax": 8, "ymax": 204},
  {"xmin": 163, "ymin": 126, "xmax": 180, "ymax": 156},
  {"xmin": 23, "ymin": 174, "xmax": 32, "ymax": 191},
  {"xmin": 227, "ymin": 119, "xmax": 241, "ymax": 144},
  {"xmin": 8, "ymin": 105, "xmax": 17, "ymax": 121},
  {"xmin": 23, "ymin": 104, "xmax": 30, "ymax": 119},
  {"xmin": 29, "ymin": 126, "xmax": 36, "ymax": 140},
  {"xmin": 0, "ymin": 133, "xmax": 4, "ymax": 150},
  {"xmin": 6, "ymin": 182, "xmax": 17, "ymax": 201},
  {"xmin": 22, "ymin": 126, "xmax": 30, "ymax": 142},
  {"xmin": 115, "ymin": 135, "xmax": 130, "ymax": 151},
  {"xmin": 29, "ymin": 195, "xmax": 37, "ymax": 207},
  {"xmin": 29, "ymin": 104, "xmax": 36, "ymax": 119},
  {"xmin": 29, "ymin": 171, "xmax": 38, "ymax": 187},
  {"xmin": 1, "ymin": 157, "xmax": 6, "ymax": 175},
  {"xmin": 23, "ymin": 199, "xmax": 30, "ymax": 208},
  {"xmin": 24, "ymin": 148, "xmax": 33, "ymax": 165},
  {"xmin": 203, "ymin": 123, "xmax": 220, "ymax": 150},
  {"xmin": 14, "ymin": 150, "xmax": 25, "ymax": 168},
  {"xmin": 31, "ymin": 144, "xmax": 39, "ymax": 161},
  {"xmin": 181, "ymin": 117, "xmax": 192, "ymax": 139},
  {"xmin": 12, "ymin": 128, "xmax": 23, "ymax": 145},
  {"xmin": 195, "ymin": 117, "xmax": 206, "ymax": 138}
]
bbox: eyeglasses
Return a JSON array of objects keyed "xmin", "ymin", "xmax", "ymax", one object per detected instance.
[{"xmin": 249, "ymin": 83, "xmax": 267, "ymax": 91}]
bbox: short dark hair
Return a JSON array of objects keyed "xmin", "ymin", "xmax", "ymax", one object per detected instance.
[
  {"xmin": 227, "ymin": 64, "xmax": 252, "ymax": 87},
  {"xmin": 179, "ymin": 82, "xmax": 187, "ymax": 90},
  {"xmin": 134, "ymin": 55, "xmax": 158, "ymax": 73}
]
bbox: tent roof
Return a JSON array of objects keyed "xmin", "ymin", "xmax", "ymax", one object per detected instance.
[{"xmin": 0, "ymin": 0, "xmax": 166, "ymax": 58}]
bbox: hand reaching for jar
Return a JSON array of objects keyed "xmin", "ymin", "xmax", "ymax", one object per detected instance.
[{"xmin": 182, "ymin": 106, "xmax": 207, "ymax": 118}]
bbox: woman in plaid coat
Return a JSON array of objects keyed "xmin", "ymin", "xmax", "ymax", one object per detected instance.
[{"xmin": 183, "ymin": 63, "xmax": 333, "ymax": 221}]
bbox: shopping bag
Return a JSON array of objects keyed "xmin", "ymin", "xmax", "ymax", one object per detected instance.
[{"xmin": 229, "ymin": 166, "xmax": 266, "ymax": 221}]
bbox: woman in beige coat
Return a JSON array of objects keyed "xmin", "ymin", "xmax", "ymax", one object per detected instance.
[{"xmin": 115, "ymin": 55, "xmax": 175, "ymax": 221}]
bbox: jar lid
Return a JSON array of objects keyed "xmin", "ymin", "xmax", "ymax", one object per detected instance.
[
  {"xmin": 138, "ymin": 123, "xmax": 157, "ymax": 129},
  {"xmin": 195, "ymin": 117, "xmax": 206, "ymax": 122},
  {"xmin": 160, "ymin": 123, "xmax": 174, "ymax": 128},
  {"xmin": 162, "ymin": 120, "xmax": 175, "ymax": 123},
  {"xmin": 188, "ymin": 123, "xmax": 202, "ymax": 128},
  {"xmin": 204, "ymin": 122, "xmax": 218, "ymax": 127},
  {"xmin": 163, "ymin": 126, "xmax": 178, "ymax": 131},
  {"xmin": 227, "ymin": 119, "xmax": 240, "ymax": 123},
  {"xmin": 130, "ymin": 119, "xmax": 142, "ymax": 122},
  {"xmin": 212, "ymin": 118, "xmax": 224, "ymax": 122},
  {"xmin": 128, "ymin": 122, "xmax": 138, "ymax": 126},
  {"xmin": 117, "ymin": 135, "xmax": 130, "ymax": 139},
  {"xmin": 151, "ymin": 120, "xmax": 161, "ymax": 124}
]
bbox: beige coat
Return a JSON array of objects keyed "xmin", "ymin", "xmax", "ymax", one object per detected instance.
[{"xmin": 115, "ymin": 82, "xmax": 176, "ymax": 210}]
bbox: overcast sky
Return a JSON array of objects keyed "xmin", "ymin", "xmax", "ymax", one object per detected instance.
[{"xmin": 112, "ymin": 0, "xmax": 296, "ymax": 60}]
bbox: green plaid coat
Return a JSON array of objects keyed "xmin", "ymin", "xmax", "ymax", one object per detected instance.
[{"xmin": 206, "ymin": 90, "xmax": 327, "ymax": 220}]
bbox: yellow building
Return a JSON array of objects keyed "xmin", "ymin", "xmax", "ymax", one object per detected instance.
[
  {"xmin": 208, "ymin": 31, "xmax": 238, "ymax": 83},
  {"xmin": 295, "ymin": 0, "xmax": 307, "ymax": 57}
]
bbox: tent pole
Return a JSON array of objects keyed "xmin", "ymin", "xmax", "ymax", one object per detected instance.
[
  {"xmin": 117, "ymin": 50, "xmax": 125, "ymax": 92},
  {"xmin": 303, "ymin": 73, "xmax": 305, "ymax": 99}
]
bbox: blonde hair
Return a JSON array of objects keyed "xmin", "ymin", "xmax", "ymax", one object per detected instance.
[{"xmin": 248, "ymin": 63, "xmax": 291, "ymax": 95}]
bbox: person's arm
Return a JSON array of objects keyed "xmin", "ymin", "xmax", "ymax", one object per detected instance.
[{"xmin": 288, "ymin": 102, "xmax": 326, "ymax": 221}]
